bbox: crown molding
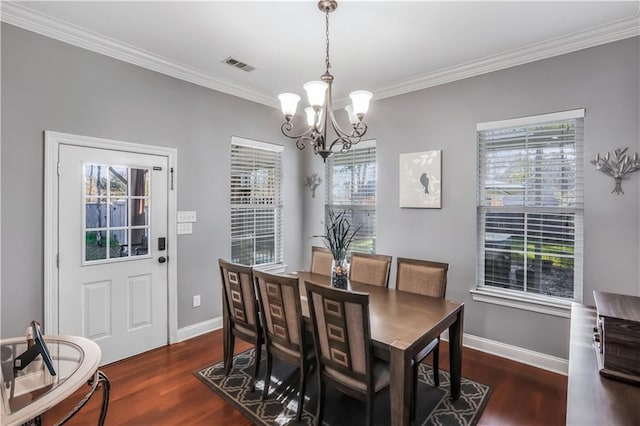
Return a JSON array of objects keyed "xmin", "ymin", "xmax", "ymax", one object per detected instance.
[
  {"xmin": 0, "ymin": 1, "xmax": 278, "ymax": 108},
  {"xmin": 374, "ymin": 11, "xmax": 640, "ymax": 101},
  {"xmin": 1, "ymin": 2, "xmax": 638, "ymax": 108}
]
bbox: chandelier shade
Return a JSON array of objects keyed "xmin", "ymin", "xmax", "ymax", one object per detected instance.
[
  {"xmin": 277, "ymin": 0, "xmax": 372, "ymax": 161},
  {"xmin": 277, "ymin": 93, "xmax": 301, "ymax": 119},
  {"xmin": 303, "ymin": 81, "xmax": 329, "ymax": 107},
  {"xmin": 305, "ymin": 106, "xmax": 324, "ymax": 128},
  {"xmin": 349, "ymin": 90, "xmax": 373, "ymax": 116},
  {"xmin": 344, "ymin": 105, "xmax": 358, "ymax": 125}
]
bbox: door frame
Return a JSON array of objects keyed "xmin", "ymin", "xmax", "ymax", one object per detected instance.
[{"xmin": 44, "ymin": 131, "xmax": 179, "ymax": 344}]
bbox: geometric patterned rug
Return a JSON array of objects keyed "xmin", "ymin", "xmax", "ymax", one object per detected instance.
[{"xmin": 194, "ymin": 348, "xmax": 491, "ymax": 426}]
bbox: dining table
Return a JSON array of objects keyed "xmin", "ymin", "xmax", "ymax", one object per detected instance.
[{"xmin": 291, "ymin": 271, "xmax": 464, "ymax": 426}]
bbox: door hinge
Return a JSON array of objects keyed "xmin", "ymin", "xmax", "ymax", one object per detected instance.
[
  {"xmin": 57, "ymin": 162, "xmax": 61, "ymax": 176},
  {"xmin": 170, "ymin": 167, "xmax": 174, "ymax": 190},
  {"xmin": 56, "ymin": 253, "xmax": 60, "ymax": 268}
]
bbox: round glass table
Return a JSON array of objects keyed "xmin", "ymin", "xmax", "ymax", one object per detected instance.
[{"xmin": 0, "ymin": 335, "xmax": 109, "ymax": 426}]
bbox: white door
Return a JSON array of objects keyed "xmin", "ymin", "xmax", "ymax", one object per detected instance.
[{"xmin": 58, "ymin": 144, "xmax": 169, "ymax": 365}]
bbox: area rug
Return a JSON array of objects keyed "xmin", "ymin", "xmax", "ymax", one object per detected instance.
[{"xmin": 194, "ymin": 348, "xmax": 491, "ymax": 426}]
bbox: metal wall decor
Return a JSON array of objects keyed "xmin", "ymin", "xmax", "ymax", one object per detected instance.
[
  {"xmin": 304, "ymin": 173, "xmax": 322, "ymax": 198},
  {"xmin": 591, "ymin": 148, "xmax": 639, "ymax": 195},
  {"xmin": 277, "ymin": 1, "xmax": 373, "ymax": 162}
]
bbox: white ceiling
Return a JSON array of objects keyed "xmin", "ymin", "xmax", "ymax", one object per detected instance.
[{"xmin": 3, "ymin": 1, "xmax": 639, "ymax": 108}]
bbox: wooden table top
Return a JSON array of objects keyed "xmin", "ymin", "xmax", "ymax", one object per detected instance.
[{"xmin": 292, "ymin": 271, "xmax": 464, "ymax": 353}]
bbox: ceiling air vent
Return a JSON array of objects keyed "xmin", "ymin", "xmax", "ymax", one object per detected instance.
[{"xmin": 222, "ymin": 56, "xmax": 256, "ymax": 72}]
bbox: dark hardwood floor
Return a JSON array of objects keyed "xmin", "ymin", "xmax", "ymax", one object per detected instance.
[{"xmin": 42, "ymin": 330, "xmax": 567, "ymax": 425}]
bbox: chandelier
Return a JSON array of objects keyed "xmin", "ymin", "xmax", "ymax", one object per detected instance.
[{"xmin": 277, "ymin": 0, "xmax": 372, "ymax": 162}]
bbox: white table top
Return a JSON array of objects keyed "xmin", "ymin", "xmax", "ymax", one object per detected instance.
[{"xmin": 0, "ymin": 334, "xmax": 101, "ymax": 426}]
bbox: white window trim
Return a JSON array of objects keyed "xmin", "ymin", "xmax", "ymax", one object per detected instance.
[
  {"xmin": 325, "ymin": 140, "xmax": 377, "ymax": 254},
  {"xmin": 475, "ymin": 109, "xmax": 584, "ymax": 314},
  {"xmin": 253, "ymin": 263, "xmax": 287, "ymax": 274},
  {"xmin": 231, "ymin": 135, "xmax": 284, "ymax": 152},
  {"xmin": 349, "ymin": 139, "xmax": 377, "ymax": 150},
  {"xmin": 470, "ymin": 287, "xmax": 571, "ymax": 318},
  {"xmin": 230, "ymin": 136, "xmax": 284, "ymax": 267},
  {"xmin": 477, "ymin": 108, "xmax": 585, "ymax": 131}
]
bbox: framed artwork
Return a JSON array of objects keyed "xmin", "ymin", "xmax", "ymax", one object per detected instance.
[{"xmin": 399, "ymin": 150, "xmax": 442, "ymax": 208}]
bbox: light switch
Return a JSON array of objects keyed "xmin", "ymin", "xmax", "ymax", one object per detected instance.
[
  {"xmin": 177, "ymin": 223, "xmax": 192, "ymax": 234},
  {"xmin": 177, "ymin": 211, "xmax": 197, "ymax": 223}
]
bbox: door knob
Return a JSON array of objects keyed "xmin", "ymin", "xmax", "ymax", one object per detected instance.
[{"xmin": 158, "ymin": 256, "xmax": 167, "ymax": 263}]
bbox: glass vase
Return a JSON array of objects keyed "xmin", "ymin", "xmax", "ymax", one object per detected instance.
[{"xmin": 331, "ymin": 256, "xmax": 348, "ymax": 289}]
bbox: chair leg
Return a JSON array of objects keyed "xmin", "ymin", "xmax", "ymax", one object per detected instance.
[
  {"xmin": 223, "ymin": 323, "xmax": 229, "ymax": 373},
  {"xmin": 296, "ymin": 362, "xmax": 308, "ymax": 422},
  {"xmin": 412, "ymin": 361, "xmax": 419, "ymax": 421},
  {"xmin": 365, "ymin": 394, "xmax": 373, "ymax": 426},
  {"xmin": 433, "ymin": 344, "xmax": 440, "ymax": 388},
  {"xmin": 252, "ymin": 339, "xmax": 262, "ymax": 390},
  {"xmin": 262, "ymin": 351, "xmax": 272, "ymax": 400},
  {"xmin": 316, "ymin": 376, "xmax": 325, "ymax": 426},
  {"xmin": 225, "ymin": 336, "xmax": 235, "ymax": 376}
]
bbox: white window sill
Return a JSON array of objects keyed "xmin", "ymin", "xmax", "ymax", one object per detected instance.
[
  {"xmin": 470, "ymin": 287, "xmax": 572, "ymax": 318},
  {"xmin": 253, "ymin": 263, "xmax": 287, "ymax": 274}
]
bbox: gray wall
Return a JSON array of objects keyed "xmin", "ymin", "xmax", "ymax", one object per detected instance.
[
  {"xmin": 2, "ymin": 21, "xmax": 639, "ymax": 361},
  {"xmin": 304, "ymin": 37, "xmax": 640, "ymax": 359},
  {"xmin": 0, "ymin": 24, "xmax": 304, "ymax": 337}
]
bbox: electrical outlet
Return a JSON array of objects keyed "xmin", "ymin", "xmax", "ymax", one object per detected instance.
[
  {"xmin": 193, "ymin": 295, "xmax": 201, "ymax": 307},
  {"xmin": 178, "ymin": 211, "xmax": 197, "ymax": 223},
  {"xmin": 177, "ymin": 223, "xmax": 192, "ymax": 234}
]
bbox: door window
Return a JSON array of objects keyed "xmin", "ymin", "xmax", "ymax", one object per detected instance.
[{"xmin": 83, "ymin": 164, "xmax": 150, "ymax": 263}]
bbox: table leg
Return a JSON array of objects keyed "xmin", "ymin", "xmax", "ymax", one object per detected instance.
[
  {"xmin": 55, "ymin": 370, "xmax": 110, "ymax": 426},
  {"xmin": 448, "ymin": 306, "xmax": 464, "ymax": 400},
  {"xmin": 389, "ymin": 340, "xmax": 411, "ymax": 426}
]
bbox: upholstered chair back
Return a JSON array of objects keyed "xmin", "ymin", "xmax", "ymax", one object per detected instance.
[
  {"xmin": 349, "ymin": 252, "xmax": 392, "ymax": 288},
  {"xmin": 396, "ymin": 258, "xmax": 449, "ymax": 298},
  {"xmin": 254, "ymin": 270, "xmax": 305, "ymax": 356},
  {"xmin": 218, "ymin": 259, "xmax": 260, "ymax": 334},
  {"xmin": 311, "ymin": 246, "xmax": 333, "ymax": 276},
  {"xmin": 305, "ymin": 281, "xmax": 372, "ymax": 386}
]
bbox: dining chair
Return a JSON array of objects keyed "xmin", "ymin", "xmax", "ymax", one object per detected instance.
[
  {"xmin": 310, "ymin": 245, "xmax": 333, "ymax": 276},
  {"xmin": 253, "ymin": 269, "xmax": 314, "ymax": 422},
  {"xmin": 218, "ymin": 258, "xmax": 263, "ymax": 388},
  {"xmin": 349, "ymin": 252, "xmax": 393, "ymax": 287},
  {"xmin": 305, "ymin": 281, "xmax": 390, "ymax": 426},
  {"xmin": 395, "ymin": 257, "xmax": 449, "ymax": 420}
]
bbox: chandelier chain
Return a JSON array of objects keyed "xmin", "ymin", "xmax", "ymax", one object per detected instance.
[
  {"xmin": 325, "ymin": 11, "xmax": 331, "ymax": 72},
  {"xmin": 278, "ymin": 1, "xmax": 371, "ymax": 162}
]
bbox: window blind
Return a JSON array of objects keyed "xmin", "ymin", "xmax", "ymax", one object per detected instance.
[
  {"xmin": 326, "ymin": 141, "xmax": 377, "ymax": 254},
  {"xmin": 230, "ymin": 138, "xmax": 283, "ymax": 266},
  {"xmin": 477, "ymin": 111, "xmax": 584, "ymax": 300}
]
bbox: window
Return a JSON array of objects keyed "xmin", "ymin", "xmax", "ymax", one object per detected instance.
[
  {"xmin": 476, "ymin": 110, "xmax": 584, "ymax": 302},
  {"xmin": 230, "ymin": 137, "xmax": 283, "ymax": 266},
  {"xmin": 325, "ymin": 140, "xmax": 377, "ymax": 254},
  {"xmin": 83, "ymin": 164, "xmax": 150, "ymax": 263}
]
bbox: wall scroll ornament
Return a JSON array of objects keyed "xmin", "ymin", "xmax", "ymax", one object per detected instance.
[
  {"xmin": 304, "ymin": 173, "xmax": 322, "ymax": 198},
  {"xmin": 591, "ymin": 148, "xmax": 639, "ymax": 195}
]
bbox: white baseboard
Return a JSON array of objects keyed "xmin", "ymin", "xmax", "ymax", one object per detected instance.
[
  {"xmin": 176, "ymin": 318, "xmax": 568, "ymax": 375},
  {"xmin": 176, "ymin": 316, "xmax": 223, "ymax": 342},
  {"xmin": 442, "ymin": 331, "xmax": 568, "ymax": 375}
]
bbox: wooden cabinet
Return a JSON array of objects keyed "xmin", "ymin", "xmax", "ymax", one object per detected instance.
[
  {"xmin": 593, "ymin": 291, "xmax": 640, "ymax": 384},
  {"xmin": 567, "ymin": 303, "xmax": 640, "ymax": 425}
]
